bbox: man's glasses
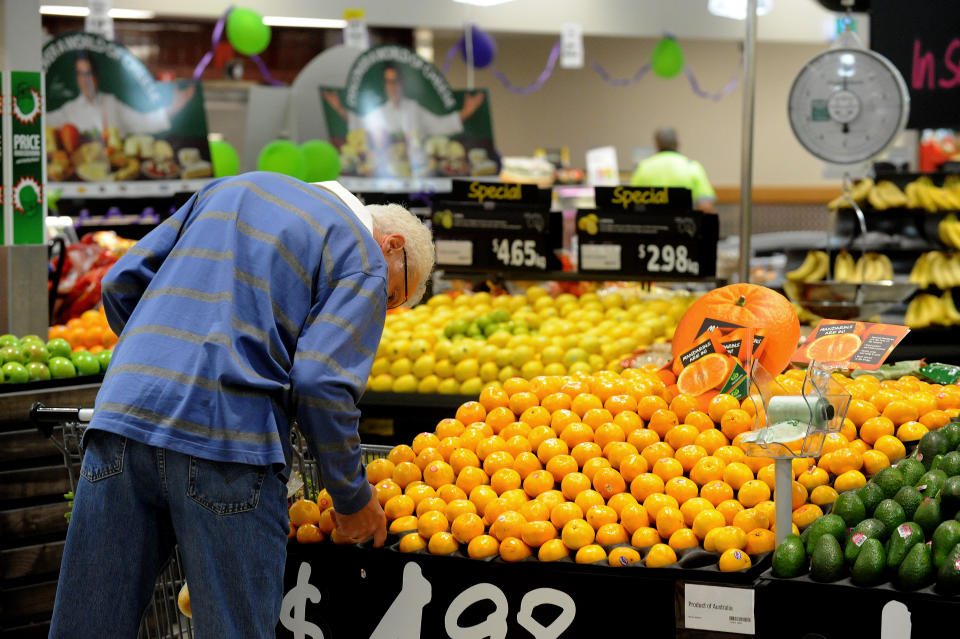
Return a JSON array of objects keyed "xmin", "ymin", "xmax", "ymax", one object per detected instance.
[{"xmin": 387, "ymin": 247, "xmax": 408, "ymax": 310}]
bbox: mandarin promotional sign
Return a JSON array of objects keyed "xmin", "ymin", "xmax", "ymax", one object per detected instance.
[{"xmin": 320, "ymin": 45, "xmax": 498, "ymax": 179}]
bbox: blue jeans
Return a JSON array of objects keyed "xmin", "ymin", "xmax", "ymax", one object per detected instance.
[{"xmin": 50, "ymin": 430, "xmax": 289, "ymax": 638}]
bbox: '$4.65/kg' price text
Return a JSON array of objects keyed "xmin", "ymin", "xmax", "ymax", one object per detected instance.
[
  {"xmin": 638, "ymin": 243, "xmax": 699, "ymax": 275},
  {"xmin": 491, "ymin": 238, "xmax": 547, "ymax": 269}
]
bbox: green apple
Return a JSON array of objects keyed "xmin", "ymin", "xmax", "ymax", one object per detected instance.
[
  {"xmin": 73, "ymin": 352, "xmax": 101, "ymax": 376},
  {"xmin": 26, "ymin": 361, "xmax": 51, "ymax": 381},
  {"xmin": 20, "ymin": 334, "xmax": 45, "ymax": 346},
  {"xmin": 0, "ymin": 345, "xmax": 26, "ymax": 364},
  {"xmin": 96, "ymin": 349, "xmax": 112, "ymax": 372},
  {"xmin": 48, "ymin": 356, "xmax": 77, "ymax": 378},
  {"xmin": 0, "ymin": 334, "xmax": 20, "ymax": 348},
  {"xmin": 22, "ymin": 343, "xmax": 49, "ymax": 363},
  {"xmin": 46, "ymin": 338, "xmax": 72, "ymax": 359},
  {"xmin": 70, "ymin": 349, "xmax": 90, "ymax": 365},
  {"xmin": 2, "ymin": 361, "xmax": 29, "ymax": 383}
]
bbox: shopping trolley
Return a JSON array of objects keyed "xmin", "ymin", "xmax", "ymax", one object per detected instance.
[
  {"xmin": 30, "ymin": 402, "xmax": 194, "ymax": 639},
  {"xmin": 286, "ymin": 423, "xmax": 393, "ymax": 501}
]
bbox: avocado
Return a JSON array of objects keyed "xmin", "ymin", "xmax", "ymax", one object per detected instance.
[
  {"xmin": 917, "ymin": 469, "xmax": 947, "ymax": 499},
  {"xmin": 851, "ymin": 538, "xmax": 886, "ymax": 587},
  {"xmin": 857, "ymin": 483, "xmax": 885, "ymax": 517},
  {"xmin": 918, "ymin": 430, "xmax": 951, "ymax": 469},
  {"xmin": 898, "ymin": 541, "xmax": 933, "ymax": 590},
  {"xmin": 896, "ymin": 458, "xmax": 926, "ymax": 487},
  {"xmin": 874, "ymin": 467, "xmax": 905, "ymax": 499},
  {"xmin": 945, "ymin": 476, "xmax": 960, "ymax": 520},
  {"xmin": 833, "ymin": 491, "xmax": 866, "ymax": 528},
  {"xmin": 772, "ymin": 534, "xmax": 807, "ymax": 578},
  {"xmin": 893, "ymin": 485, "xmax": 924, "ymax": 520},
  {"xmin": 810, "ymin": 533, "xmax": 845, "ymax": 583},
  {"xmin": 885, "ymin": 521, "xmax": 924, "ymax": 569},
  {"xmin": 932, "ymin": 454, "xmax": 946, "ymax": 471},
  {"xmin": 915, "ymin": 497, "xmax": 943, "ymax": 538},
  {"xmin": 939, "ymin": 451, "xmax": 960, "ymax": 477},
  {"xmin": 931, "ymin": 520, "xmax": 960, "ymax": 569},
  {"xmin": 873, "ymin": 499, "xmax": 907, "ymax": 539},
  {"xmin": 805, "ymin": 514, "xmax": 847, "ymax": 556},
  {"xmin": 845, "ymin": 518, "xmax": 887, "ymax": 565},
  {"xmin": 941, "ymin": 421, "xmax": 960, "ymax": 450},
  {"xmin": 936, "ymin": 541, "xmax": 960, "ymax": 594}
]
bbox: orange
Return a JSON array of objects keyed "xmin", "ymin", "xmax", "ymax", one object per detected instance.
[
  {"xmin": 458, "ymin": 427, "xmax": 486, "ymax": 452},
  {"xmin": 841, "ymin": 418, "xmax": 858, "ymax": 442},
  {"xmin": 679, "ymin": 497, "xmax": 715, "ymax": 527},
  {"xmin": 512, "ymin": 451, "xmax": 542, "ymax": 479},
  {"xmin": 469, "ymin": 485, "xmax": 499, "ymax": 517},
  {"xmin": 606, "ymin": 492, "xmax": 638, "ymax": 516},
  {"xmin": 571, "ymin": 393, "xmax": 604, "ymax": 418},
  {"xmin": 444, "ymin": 499, "xmax": 477, "ymax": 523},
  {"xmin": 550, "ymin": 501, "xmax": 585, "ymax": 529},
  {"xmin": 669, "ymin": 527, "xmax": 700, "ymax": 551},
  {"xmin": 614, "ymin": 410, "xmax": 645, "ymax": 435},
  {"xmin": 521, "ymin": 520, "xmax": 558, "ymax": 547},
  {"xmin": 669, "ymin": 394, "xmax": 701, "ymax": 422},
  {"xmin": 732, "ymin": 507, "xmax": 769, "ymax": 534},
  {"xmin": 847, "ymin": 438, "xmax": 870, "ymax": 456},
  {"xmin": 896, "ymin": 421, "xmax": 928, "ymax": 443},
  {"xmin": 416, "ymin": 497, "xmax": 448, "ymax": 517},
  {"xmin": 873, "ymin": 435, "xmax": 906, "ymax": 462},
  {"xmin": 718, "ymin": 548, "xmax": 752, "ymax": 572},
  {"xmin": 289, "ymin": 499, "xmax": 321, "ymax": 527},
  {"xmin": 490, "ymin": 510, "xmax": 527, "ymax": 541},
  {"xmin": 620, "ymin": 503, "xmax": 650, "ymax": 534},
  {"xmin": 388, "ymin": 444, "xmax": 417, "ymax": 465},
  {"xmin": 834, "ymin": 469, "xmax": 867, "ymax": 492},
  {"xmin": 792, "ymin": 503, "xmax": 823, "ymax": 529},
  {"xmin": 384, "ymin": 494, "xmax": 416, "ymax": 520},
  {"xmin": 745, "ymin": 454, "xmax": 775, "ymax": 475},
  {"xmin": 641, "ymin": 441, "xmax": 676, "ymax": 468},
  {"xmin": 603, "ymin": 442, "xmax": 639, "ymax": 470},
  {"xmin": 467, "ymin": 534, "xmax": 500, "ymax": 559},
  {"xmin": 483, "ymin": 451, "xmax": 515, "ymax": 476},
  {"xmin": 540, "ymin": 391, "xmax": 572, "ymax": 414},
  {"xmin": 415, "ymin": 448, "xmax": 444, "ymax": 472},
  {"xmin": 619, "ymin": 454, "xmax": 650, "ymax": 483},
  {"xmin": 608, "ymin": 546, "xmax": 642, "ymax": 567},
  {"xmin": 720, "ymin": 409, "xmax": 753, "ymax": 440},
  {"xmin": 861, "ymin": 449, "xmax": 890, "ymax": 475},
  {"xmin": 652, "ymin": 457, "xmax": 684, "ymax": 483},
  {"xmin": 490, "ymin": 468, "xmax": 522, "ymax": 495},
  {"xmin": 828, "ymin": 448, "xmax": 863, "ymax": 475},
  {"xmin": 581, "ymin": 456, "xmax": 613, "ymax": 483},
  {"xmin": 707, "ymin": 394, "xmax": 741, "ymax": 423},
  {"xmin": 860, "ymin": 416, "xmax": 896, "ymax": 446},
  {"xmin": 685, "ymin": 410, "xmax": 716, "ymax": 432},
  {"xmin": 594, "ymin": 422, "xmax": 626, "ymax": 450},
  {"xmin": 627, "ymin": 428, "xmax": 660, "ymax": 451},
  {"xmin": 809, "ymin": 485, "xmax": 839, "ymax": 506},
  {"xmin": 411, "ymin": 432, "xmax": 441, "ymax": 456},
  {"xmin": 722, "ymin": 462, "xmax": 754, "ymax": 491},
  {"xmin": 656, "ymin": 505, "xmax": 685, "ymax": 539},
  {"xmin": 538, "ymin": 538, "xmax": 570, "ymax": 562},
  {"xmin": 500, "ymin": 488, "xmax": 529, "ymax": 510},
  {"xmin": 544, "ymin": 454, "xmax": 578, "ymax": 482},
  {"xmin": 479, "ymin": 386, "xmax": 511, "ymax": 412},
  {"xmin": 505, "ymin": 436, "xmax": 534, "ymax": 460},
  {"xmin": 907, "ymin": 392, "xmax": 938, "ymax": 417},
  {"xmin": 689, "ymin": 455, "xmax": 726, "ymax": 486},
  {"xmin": 523, "ymin": 469, "xmax": 555, "ymax": 498},
  {"xmin": 676, "ymin": 353, "xmax": 732, "ymax": 396},
  {"xmin": 670, "ymin": 445, "xmax": 705, "ymax": 474},
  {"xmin": 438, "ymin": 437, "xmax": 462, "ymax": 461},
  {"xmin": 704, "ymin": 525, "xmax": 747, "ymax": 553},
  {"xmin": 375, "ymin": 479, "xmax": 403, "ymax": 507},
  {"xmin": 559, "ymin": 422, "xmax": 595, "ymax": 448},
  {"xmin": 919, "ymin": 409, "xmax": 950, "ymax": 431},
  {"xmin": 392, "ymin": 461, "xmax": 423, "ymax": 489},
  {"xmin": 870, "ymin": 388, "xmax": 903, "ymax": 412},
  {"xmin": 586, "ymin": 504, "xmax": 619, "ymax": 531},
  {"xmin": 365, "ymin": 458, "xmax": 396, "ymax": 484},
  {"xmin": 664, "ymin": 424, "xmax": 699, "ymax": 451},
  {"xmin": 791, "ymin": 457, "xmax": 815, "ymax": 478},
  {"xmin": 642, "ymin": 493, "xmax": 679, "ymax": 521},
  {"xmin": 700, "ymin": 479, "xmax": 735, "ymax": 507},
  {"xmin": 509, "ymin": 391, "xmax": 540, "ymax": 416},
  {"xmin": 647, "ymin": 409, "xmax": 681, "ymax": 439},
  {"xmin": 631, "ymin": 526, "xmax": 661, "ymax": 549},
  {"xmin": 571, "ymin": 441, "xmax": 603, "ymax": 468},
  {"xmin": 630, "ymin": 472, "xmax": 666, "ymax": 502},
  {"xmin": 606, "ymin": 393, "xmax": 639, "ymax": 416},
  {"xmin": 692, "ymin": 508, "xmax": 726, "ymax": 539},
  {"xmin": 694, "ymin": 429, "xmax": 729, "ymax": 455},
  {"xmin": 644, "ymin": 543, "xmax": 678, "ymax": 568},
  {"xmin": 882, "ymin": 400, "xmax": 919, "ymax": 426},
  {"xmin": 716, "ymin": 499, "xmax": 744, "ymax": 526},
  {"xmin": 737, "ymin": 479, "xmax": 771, "ymax": 508},
  {"xmin": 518, "ymin": 499, "xmax": 551, "ymax": 523},
  {"xmin": 427, "ymin": 531, "xmax": 459, "ymax": 555},
  {"xmin": 561, "ymin": 518, "xmax": 595, "ymax": 550},
  {"xmin": 592, "ymin": 467, "xmax": 627, "ymax": 500},
  {"xmin": 422, "ymin": 461, "xmax": 455, "ymax": 489},
  {"xmin": 846, "ymin": 398, "xmax": 880, "ymax": 426},
  {"xmin": 456, "ymin": 466, "xmax": 488, "ymax": 495},
  {"xmin": 637, "ymin": 395, "xmax": 670, "ymax": 421},
  {"xmin": 482, "ymin": 497, "xmax": 511, "ymax": 526},
  {"xmin": 502, "ymin": 377, "xmax": 533, "ymax": 396},
  {"xmin": 417, "ymin": 510, "xmax": 449, "ymax": 539},
  {"xmin": 536, "ymin": 438, "xmax": 569, "ymax": 465},
  {"xmin": 528, "ymin": 425, "xmax": 559, "ymax": 452},
  {"xmin": 529, "ymin": 376, "xmax": 562, "ymax": 401},
  {"xmin": 484, "ymin": 407, "xmax": 517, "ymax": 434},
  {"xmin": 518, "ymin": 406, "xmax": 552, "ymax": 429},
  {"xmin": 389, "ymin": 515, "xmax": 419, "ymax": 535},
  {"xmin": 575, "ymin": 544, "xmax": 607, "ymax": 564},
  {"xmin": 398, "ymin": 532, "xmax": 429, "ymax": 553},
  {"xmin": 500, "ymin": 421, "xmax": 532, "ymax": 440},
  {"xmin": 665, "ymin": 476, "xmax": 699, "ymax": 505},
  {"xmin": 756, "ymin": 464, "xmax": 776, "ymax": 491},
  {"xmin": 550, "ymin": 409, "xmax": 581, "ymax": 432},
  {"xmin": 574, "ymin": 489, "xmax": 606, "ymax": 514},
  {"xmin": 797, "ymin": 466, "xmax": 829, "ymax": 491}
]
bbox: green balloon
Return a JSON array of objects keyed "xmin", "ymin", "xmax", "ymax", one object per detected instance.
[
  {"xmin": 257, "ymin": 140, "xmax": 307, "ymax": 180},
  {"xmin": 209, "ymin": 140, "xmax": 240, "ymax": 178},
  {"xmin": 651, "ymin": 37, "xmax": 685, "ymax": 79},
  {"xmin": 226, "ymin": 7, "xmax": 271, "ymax": 56},
  {"xmin": 300, "ymin": 140, "xmax": 341, "ymax": 182}
]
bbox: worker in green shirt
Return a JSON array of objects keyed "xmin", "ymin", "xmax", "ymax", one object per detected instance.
[{"xmin": 629, "ymin": 127, "xmax": 716, "ymax": 213}]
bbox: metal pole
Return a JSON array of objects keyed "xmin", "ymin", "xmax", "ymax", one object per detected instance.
[{"xmin": 738, "ymin": 0, "xmax": 759, "ymax": 284}]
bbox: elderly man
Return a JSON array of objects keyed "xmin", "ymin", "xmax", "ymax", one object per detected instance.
[{"xmin": 49, "ymin": 171, "xmax": 434, "ymax": 638}]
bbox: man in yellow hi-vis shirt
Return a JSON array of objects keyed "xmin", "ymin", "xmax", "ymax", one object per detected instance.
[{"xmin": 630, "ymin": 127, "xmax": 716, "ymax": 213}]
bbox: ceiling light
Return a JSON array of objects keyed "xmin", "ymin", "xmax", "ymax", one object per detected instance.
[
  {"xmin": 40, "ymin": 5, "xmax": 155, "ymax": 19},
  {"xmin": 263, "ymin": 16, "xmax": 348, "ymax": 28},
  {"xmin": 707, "ymin": 0, "xmax": 773, "ymax": 20},
  {"xmin": 452, "ymin": 0, "xmax": 518, "ymax": 7}
]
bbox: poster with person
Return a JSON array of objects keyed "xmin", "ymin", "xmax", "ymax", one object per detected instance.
[
  {"xmin": 320, "ymin": 45, "xmax": 498, "ymax": 179},
  {"xmin": 42, "ymin": 32, "xmax": 212, "ymax": 185}
]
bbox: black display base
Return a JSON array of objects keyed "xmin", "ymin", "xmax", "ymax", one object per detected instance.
[{"xmin": 357, "ymin": 391, "xmax": 477, "ymax": 444}]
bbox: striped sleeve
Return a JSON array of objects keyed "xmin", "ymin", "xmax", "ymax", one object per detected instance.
[
  {"xmin": 101, "ymin": 193, "xmax": 198, "ymax": 335},
  {"xmin": 290, "ymin": 270, "xmax": 386, "ymax": 515}
]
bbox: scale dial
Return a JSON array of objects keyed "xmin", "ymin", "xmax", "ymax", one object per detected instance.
[{"xmin": 788, "ymin": 47, "xmax": 909, "ymax": 165}]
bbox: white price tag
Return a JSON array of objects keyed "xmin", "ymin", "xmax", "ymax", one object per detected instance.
[
  {"xmin": 580, "ymin": 244, "xmax": 621, "ymax": 270},
  {"xmin": 684, "ymin": 584, "xmax": 755, "ymax": 635},
  {"xmin": 86, "ymin": 0, "xmax": 114, "ymax": 40},
  {"xmin": 343, "ymin": 9, "xmax": 370, "ymax": 50},
  {"xmin": 560, "ymin": 23, "xmax": 584, "ymax": 69},
  {"xmin": 435, "ymin": 240, "xmax": 473, "ymax": 266}
]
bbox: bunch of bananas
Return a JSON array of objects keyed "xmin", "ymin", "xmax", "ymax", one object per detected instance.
[
  {"xmin": 834, "ymin": 250, "xmax": 895, "ymax": 282},
  {"xmin": 909, "ymin": 251, "xmax": 960, "ymax": 289},
  {"xmin": 904, "ymin": 292, "xmax": 960, "ymax": 328},
  {"xmin": 577, "ymin": 213, "xmax": 599, "ymax": 235},
  {"xmin": 906, "ymin": 176, "xmax": 960, "ymax": 212},
  {"xmin": 938, "ymin": 214, "xmax": 960, "ymax": 249},
  {"xmin": 827, "ymin": 178, "xmax": 874, "ymax": 211},
  {"xmin": 866, "ymin": 181, "xmax": 909, "ymax": 210},
  {"xmin": 786, "ymin": 250, "xmax": 829, "ymax": 282}
]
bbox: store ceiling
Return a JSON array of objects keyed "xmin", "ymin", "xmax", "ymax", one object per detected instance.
[{"xmin": 43, "ymin": 0, "xmax": 865, "ymax": 43}]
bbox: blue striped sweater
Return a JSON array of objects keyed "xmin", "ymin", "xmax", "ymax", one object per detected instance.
[{"xmin": 91, "ymin": 172, "xmax": 387, "ymax": 514}]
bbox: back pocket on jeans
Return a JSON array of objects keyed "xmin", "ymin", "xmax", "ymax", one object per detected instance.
[
  {"xmin": 187, "ymin": 457, "xmax": 265, "ymax": 515},
  {"xmin": 80, "ymin": 430, "xmax": 126, "ymax": 482}
]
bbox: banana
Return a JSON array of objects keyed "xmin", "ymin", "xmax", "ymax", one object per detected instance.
[
  {"xmin": 946, "ymin": 255, "xmax": 960, "ymax": 289},
  {"xmin": 943, "ymin": 188, "xmax": 960, "ymax": 210},
  {"xmin": 943, "ymin": 215, "xmax": 960, "ymax": 249},
  {"xmin": 905, "ymin": 296, "xmax": 929, "ymax": 329},
  {"xmin": 917, "ymin": 183, "xmax": 940, "ymax": 213},
  {"xmin": 850, "ymin": 178, "xmax": 875, "ymax": 203},
  {"xmin": 804, "ymin": 250, "xmax": 830, "ymax": 282},
  {"xmin": 941, "ymin": 291, "xmax": 960, "ymax": 324},
  {"xmin": 877, "ymin": 181, "xmax": 909, "ymax": 208},
  {"xmin": 939, "ymin": 217, "xmax": 955, "ymax": 247},
  {"xmin": 786, "ymin": 251, "xmax": 820, "ymax": 282},
  {"xmin": 834, "ymin": 250, "xmax": 856, "ymax": 282},
  {"xmin": 867, "ymin": 185, "xmax": 889, "ymax": 211},
  {"xmin": 924, "ymin": 293, "xmax": 949, "ymax": 326},
  {"xmin": 929, "ymin": 186, "xmax": 956, "ymax": 211},
  {"xmin": 827, "ymin": 194, "xmax": 851, "ymax": 211},
  {"xmin": 909, "ymin": 253, "xmax": 931, "ymax": 288},
  {"xmin": 877, "ymin": 253, "xmax": 895, "ymax": 280},
  {"xmin": 851, "ymin": 254, "xmax": 866, "ymax": 282},
  {"xmin": 905, "ymin": 182, "xmax": 922, "ymax": 209},
  {"xmin": 929, "ymin": 252, "xmax": 951, "ymax": 290}
]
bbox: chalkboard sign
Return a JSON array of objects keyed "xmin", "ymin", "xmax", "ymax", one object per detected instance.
[{"xmin": 872, "ymin": 0, "xmax": 960, "ymax": 129}]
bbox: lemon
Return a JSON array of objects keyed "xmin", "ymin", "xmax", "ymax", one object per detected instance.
[
  {"xmin": 568, "ymin": 362, "xmax": 592, "ymax": 376},
  {"xmin": 392, "ymin": 374, "xmax": 418, "ymax": 393},
  {"xmin": 459, "ymin": 377, "xmax": 483, "ymax": 396},
  {"xmin": 434, "ymin": 359, "xmax": 455, "ymax": 379},
  {"xmin": 412, "ymin": 354, "xmax": 436, "ymax": 378},
  {"xmin": 417, "ymin": 375, "xmax": 440, "ymax": 393},
  {"xmin": 476, "ymin": 344, "xmax": 499, "ymax": 364},
  {"xmin": 520, "ymin": 360, "xmax": 544, "ymax": 379},
  {"xmin": 370, "ymin": 374, "xmax": 394, "ymax": 392},
  {"xmin": 510, "ymin": 345, "xmax": 535, "ymax": 368},
  {"xmin": 407, "ymin": 338, "xmax": 431, "ymax": 360},
  {"xmin": 437, "ymin": 378, "xmax": 461, "ymax": 394},
  {"xmin": 454, "ymin": 358, "xmax": 479, "ymax": 382},
  {"xmin": 479, "ymin": 361, "xmax": 500, "ymax": 382},
  {"xmin": 370, "ymin": 357, "xmax": 389, "ymax": 376}
]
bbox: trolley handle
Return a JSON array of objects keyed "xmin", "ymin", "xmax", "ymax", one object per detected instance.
[{"xmin": 30, "ymin": 402, "xmax": 94, "ymax": 437}]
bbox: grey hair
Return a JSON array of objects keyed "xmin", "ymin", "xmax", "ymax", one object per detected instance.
[
  {"xmin": 366, "ymin": 203, "xmax": 435, "ymax": 307},
  {"xmin": 654, "ymin": 126, "xmax": 678, "ymax": 152}
]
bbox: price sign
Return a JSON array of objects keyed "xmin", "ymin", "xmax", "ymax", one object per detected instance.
[
  {"xmin": 490, "ymin": 238, "xmax": 547, "ymax": 269},
  {"xmin": 577, "ymin": 210, "xmax": 718, "ymax": 278},
  {"xmin": 594, "ymin": 185, "xmax": 693, "ymax": 212}
]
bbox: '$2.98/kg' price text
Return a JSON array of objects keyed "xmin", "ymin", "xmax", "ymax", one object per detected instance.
[
  {"xmin": 638, "ymin": 243, "xmax": 699, "ymax": 275},
  {"xmin": 491, "ymin": 238, "xmax": 547, "ymax": 269}
]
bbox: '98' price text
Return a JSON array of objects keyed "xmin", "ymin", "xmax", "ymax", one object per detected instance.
[{"xmin": 638, "ymin": 243, "xmax": 699, "ymax": 275}]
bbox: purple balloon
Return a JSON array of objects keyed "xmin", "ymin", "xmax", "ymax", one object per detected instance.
[{"xmin": 457, "ymin": 24, "xmax": 497, "ymax": 69}]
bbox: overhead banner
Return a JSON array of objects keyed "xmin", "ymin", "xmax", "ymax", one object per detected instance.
[
  {"xmin": 320, "ymin": 45, "xmax": 499, "ymax": 179},
  {"xmin": 42, "ymin": 32, "xmax": 212, "ymax": 191}
]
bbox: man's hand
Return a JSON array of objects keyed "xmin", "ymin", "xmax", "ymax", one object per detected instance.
[
  {"xmin": 330, "ymin": 491, "xmax": 387, "ymax": 547},
  {"xmin": 459, "ymin": 92, "xmax": 485, "ymax": 121},
  {"xmin": 323, "ymin": 90, "xmax": 348, "ymax": 119}
]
